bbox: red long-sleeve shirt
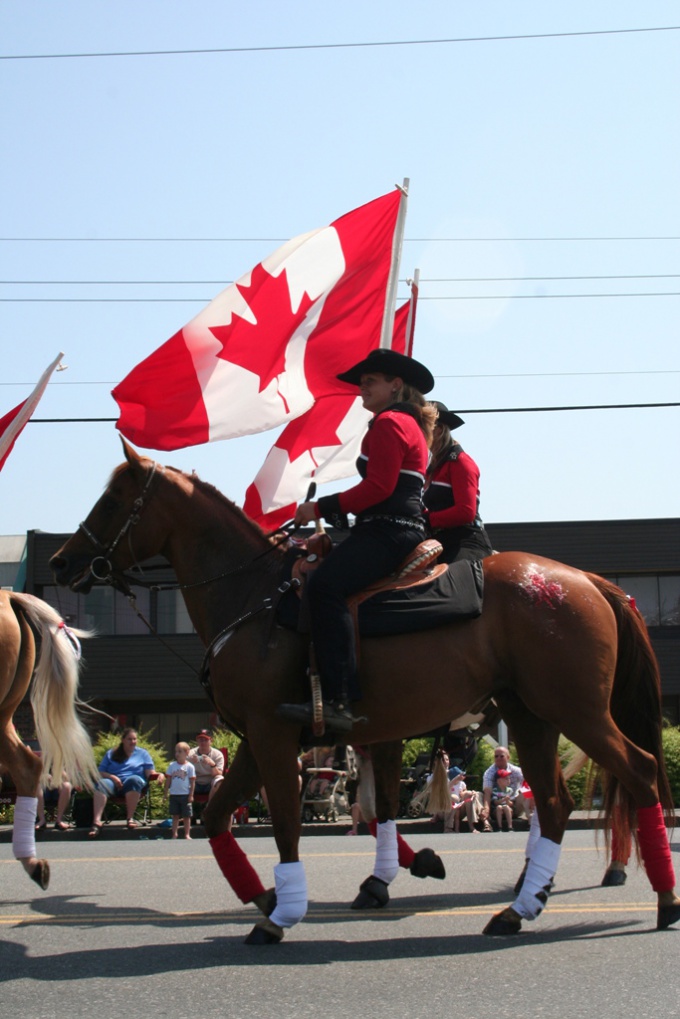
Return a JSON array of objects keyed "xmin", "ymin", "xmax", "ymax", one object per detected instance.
[
  {"xmin": 317, "ymin": 407, "xmax": 428, "ymax": 520},
  {"xmin": 424, "ymin": 448, "xmax": 481, "ymax": 529}
]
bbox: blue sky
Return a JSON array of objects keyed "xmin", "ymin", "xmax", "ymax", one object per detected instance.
[{"xmin": 1, "ymin": 3, "xmax": 678, "ymax": 536}]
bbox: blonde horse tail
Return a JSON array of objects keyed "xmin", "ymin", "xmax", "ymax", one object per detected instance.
[
  {"xmin": 410, "ymin": 755, "xmax": 451, "ymax": 815},
  {"xmin": 12, "ymin": 593, "xmax": 98, "ymax": 790}
]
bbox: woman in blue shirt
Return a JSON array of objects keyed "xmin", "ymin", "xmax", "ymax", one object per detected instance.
[{"xmin": 89, "ymin": 728, "xmax": 161, "ymax": 836}]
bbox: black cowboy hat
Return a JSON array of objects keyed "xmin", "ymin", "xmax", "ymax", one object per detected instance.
[
  {"xmin": 337, "ymin": 348, "xmax": 435, "ymax": 394},
  {"xmin": 431, "ymin": 400, "xmax": 465, "ymax": 430}
]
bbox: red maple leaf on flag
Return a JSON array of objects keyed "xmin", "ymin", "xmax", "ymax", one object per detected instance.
[
  {"xmin": 277, "ymin": 397, "xmax": 357, "ymax": 464},
  {"xmin": 209, "ymin": 263, "xmax": 316, "ymax": 398}
]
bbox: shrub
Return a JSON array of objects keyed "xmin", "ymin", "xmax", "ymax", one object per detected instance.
[
  {"xmin": 662, "ymin": 725, "xmax": 680, "ymax": 807},
  {"xmin": 208, "ymin": 727, "xmax": 243, "ymax": 769},
  {"xmin": 401, "ymin": 737, "xmax": 434, "ymax": 770}
]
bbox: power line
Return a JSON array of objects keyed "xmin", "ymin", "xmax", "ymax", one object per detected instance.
[
  {"xmin": 1, "ymin": 235, "xmax": 679, "ymax": 243},
  {"xmin": 3, "ymin": 274, "xmax": 678, "ymax": 285},
  {"xmin": 4, "ymin": 369, "xmax": 679, "ymax": 388},
  {"xmin": 28, "ymin": 403, "xmax": 680, "ymax": 424},
  {"xmin": 2, "ymin": 292, "xmax": 678, "ymax": 303},
  {"xmin": 2, "ymin": 25, "xmax": 678, "ymax": 60}
]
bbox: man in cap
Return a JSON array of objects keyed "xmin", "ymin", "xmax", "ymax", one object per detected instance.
[{"xmin": 188, "ymin": 730, "xmax": 225, "ymax": 802}]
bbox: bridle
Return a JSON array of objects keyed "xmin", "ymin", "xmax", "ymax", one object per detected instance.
[
  {"xmin": 77, "ymin": 460, "xmax": 161, "ymax": 591},
  {"xmin": 75, "ymin": 458, "xmax": 296, "ymax": 595},
  {"xmin": 72, "ymin": 457, "xmax": 302, "ymax": 720}
]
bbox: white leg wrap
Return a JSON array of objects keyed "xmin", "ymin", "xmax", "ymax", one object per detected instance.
[
  {"xmin": 268, "ymin": 862, "xmax": 308, "ymax": 929},
  {"xmin": 524, "ymin": 808, "xmax": 542, "ymax": 861},
  {"xmin": 12, "ymin": 796, "xmax": 38, "ymax": 860},
  {"xmin": 512, "ymin": 836, "xmax": 561, "ymax": 921},
  {"xmin": 374, "ymin": 819, "xmax": 399, "ymax": 884}
]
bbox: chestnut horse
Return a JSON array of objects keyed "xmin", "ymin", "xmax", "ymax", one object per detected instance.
[
  {"xmin": 50, "ymin": 443, "xmax": 680, "ymax": 941},
  {"xmin": 0, "ymin": 591, "xmax": 97, "ymax": 887}
]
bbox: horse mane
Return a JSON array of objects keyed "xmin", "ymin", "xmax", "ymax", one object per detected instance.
[
  {"xmin": 186, "ymin": 471, "xmax": 271, "ymax": 545},
  {"xmin": 113, "ymin": 458, "xmax": 276, "ymax": 550}
]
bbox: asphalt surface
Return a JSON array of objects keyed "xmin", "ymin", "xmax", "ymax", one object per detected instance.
[{"xmin": 1, "ymin": 827, "xmax": 679, "ymax": 1019}]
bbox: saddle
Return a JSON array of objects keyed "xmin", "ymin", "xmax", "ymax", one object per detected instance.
[{"xmin": 290, "ymin": 536, "xmax": 446, "ymax": 602}]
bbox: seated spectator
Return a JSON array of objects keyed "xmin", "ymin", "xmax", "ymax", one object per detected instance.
[
  {"xmin": 36, "ymin": 772, "xmax": 72, "ymax": 831},
  {"xmin": 188, "ymin": 729, "xmax": 224, "ymax": 801},
  {"xmin": 490, "ymin": 769, "xmax": 515, "ymax": 831},
  {"xmin": 480, "ymin": 746, "xmax": 526, "ymax": 830},
  {"xmin": 519, "ymin": 779, "xmax": 535, "ymax": 822},
  {"xmin": 444, "ymin": 766, "xmax": 482, "ymax": 833},
  {"xmin": 89, "ymin": 728, "xmax": 163, "ymax": 837}
]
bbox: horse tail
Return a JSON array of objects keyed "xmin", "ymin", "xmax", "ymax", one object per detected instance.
[
  {"xmin": 586, "ymin": 574, "xmax": 674, "ymax": 856},
  {"xmin": 409, "ymin": 754, "xmax": 451, "ymax": 815},
  {"xmin": 12, "ymin": 593, "xmax": 99, "ymax": 790}
]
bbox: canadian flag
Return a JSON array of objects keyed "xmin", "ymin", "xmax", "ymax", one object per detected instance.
[
  {"xmin": 0, "ymin": 352, "xmax": 64, "ymax": 472},
  {"xmin": 243, "ymin": 301, "xmax": 415, "ymax": 528},
  {"xmin": 113, "ymin": 190, "xmax": 403, "ymax": 450}
]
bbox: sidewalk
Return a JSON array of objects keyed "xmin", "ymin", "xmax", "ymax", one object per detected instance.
[{"xmin": 0, "ymin": 810, "xmax": 615, "ymax": 843}]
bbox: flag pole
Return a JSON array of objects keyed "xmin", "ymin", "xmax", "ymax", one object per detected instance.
[
  {"xmin": 404, "ymin": 267, "xmax": 420, "ymax": 357},
  {"xmin": 0, "ymin": 351, "xmax": 64, "ymax": 467},
  {"xmin": 379, "ymin": 178, "xmax": 409, "ymax": 350}
]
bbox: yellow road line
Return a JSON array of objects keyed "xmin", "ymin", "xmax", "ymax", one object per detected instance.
[
  {"xmin": 0, "ymin": 846, "xmax": 602, "ymax": 866},
  {"xmin": 0, "ymin": 901, "xmax": 657, "ymax": 927}
]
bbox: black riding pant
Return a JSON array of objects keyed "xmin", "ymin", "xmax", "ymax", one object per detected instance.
[
  {"xmin": 307, "ymin": 519, "xmax": 423, "ymax": 703},
  {"xmin": 437, "ymin": 525, "xmax": 493, "ymax": 565}
]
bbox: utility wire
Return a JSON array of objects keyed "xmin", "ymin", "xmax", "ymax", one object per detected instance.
[
  {"xmin": 1, "ymin": 25, "xmax": 678, "ymax": 60},
  {"xmin": 1, "ymin": 235, "xmax": 679, "ymax": 243},
  {"xmin": 2, "ymin": 274, "xmax": 678, "ymax": 285},
  {"xmin": 4, "ymin": 369, "xmax": 678, "ymax": 388},
  {"xmin": 28, "ymin": 402, "xmax": 680, "ymax": 423},
  {"xmin": 2, "ymin": 293, "xmax": 678, "ymax": 303}
]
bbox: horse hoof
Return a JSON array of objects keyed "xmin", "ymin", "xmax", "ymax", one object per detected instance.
[
  {"xmin": 483, "ymin": 910, "xmax": 522, "ymax": 937},
  {"xmin": 513, "ymin": 861, "xmax": 528, "ymax": 895},
  {"xmin": 351, "ymin": 875, "xmax": 390, "ymax": 910},
  {"xmin": 601, "ymin": 868, "xmax": 627, "ymax": 887},
  {"xmin": 244, "ymin": 918, "xmax": 284, "ymax": 944},
  {"xmin": 30, "ymin": 860, "xmax": 50, "ymax": 891},
  {"xmin": 252, "ymin": 887, "xmax": 277, "ymax": 917},
  {"xmin": 410, "ymin": 847, "xmax": 446, "ymax": 881},
  {"xmin": 657, "ymin": 902, "xmax": 680, "ymax": 930}
]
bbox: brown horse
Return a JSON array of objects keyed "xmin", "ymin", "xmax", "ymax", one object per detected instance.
[
  {"xmin": 50, "ymin": 442, "xmax": 680, "ymax": 941},
  {"xmin": 0, "ymin": 591, "xmax": 97, "ymax": 887}
]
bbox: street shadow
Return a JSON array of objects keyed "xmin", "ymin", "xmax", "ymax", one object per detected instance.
[{"xmin": 0, "ymin": 917, "xmax": 652, "ymax": 983}]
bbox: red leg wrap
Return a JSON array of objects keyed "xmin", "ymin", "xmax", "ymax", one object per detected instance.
[
  {"xmin": 637, "ymin": 803, "xmax": 675, "ymax": 893},
  {"xmin": 209, "ymin": 830, "xmax": 266, "ymax": 903},
  {"xmin": 367, "ymin": 818, "xmax": 415, "ymax": 869}
]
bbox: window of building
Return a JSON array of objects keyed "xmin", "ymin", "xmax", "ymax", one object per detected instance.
[
  {"xmin": 614, "ymin": 575, "xmax": 680, "ymax": 628},
  {"xmin": 659, "ymin": 576, "xmax": 680, "ymax": 627},
  {"xmin": 41, "ymin": 585, "xmax": 151, "ymax": 635},
  {"xmin": 156, "ymin": 589, "xmax": 194, "ymax": 634}
]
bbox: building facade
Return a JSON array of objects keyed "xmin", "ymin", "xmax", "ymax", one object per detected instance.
[{"xmin": 16, "ymin": 518, "xmax": 680, "ymax": 751}]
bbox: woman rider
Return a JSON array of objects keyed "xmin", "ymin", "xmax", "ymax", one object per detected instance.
[
  {"xmin": 423, "ymin": 401, "xmax": 493, "ymax": 564},
  {"xmin": 279, "ymin": 348, "xmax": 436, "ymax": 732}
]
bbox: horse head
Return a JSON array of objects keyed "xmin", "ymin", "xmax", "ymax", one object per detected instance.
[{"xmin": 50, "ymin": 439, "xmax": 169, "ymax": 594}]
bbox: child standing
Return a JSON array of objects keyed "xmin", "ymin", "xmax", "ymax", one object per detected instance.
[
  {"xmin": 164, "ymin": 743, "xmax": 196, "ymax": 839},
  {"xmin": 491, "ymin": 768, "xmax": 515, "ymax": 831}
]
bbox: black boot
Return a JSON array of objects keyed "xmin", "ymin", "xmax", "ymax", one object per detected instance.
[{"xmin": 277, "ymin": 699, "xmax": 364, "ymax": 732}]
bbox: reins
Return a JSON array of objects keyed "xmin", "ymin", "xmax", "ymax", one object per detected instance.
[{"xmin": 76, "ymin": 460, "xmax": 302, "ymax": 678}]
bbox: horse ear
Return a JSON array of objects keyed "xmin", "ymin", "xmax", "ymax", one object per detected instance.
[{"xmin": 120, "ymin": 436, "xmax": 144, "ymax": 473}]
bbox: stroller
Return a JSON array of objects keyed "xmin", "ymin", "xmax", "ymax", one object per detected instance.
[{"xmin": 300, "ymin": 765, "xmax": 350, "ymax": 823}]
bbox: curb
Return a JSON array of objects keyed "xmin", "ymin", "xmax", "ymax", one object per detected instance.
[{"xmin": 0, "ymin": 811, "xmax": 606, "ymax": 843}]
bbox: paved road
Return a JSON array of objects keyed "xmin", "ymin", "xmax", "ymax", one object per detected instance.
[{"xmin": 1, "ymin": 829, "xmax": 678, "ymax": 1019}]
